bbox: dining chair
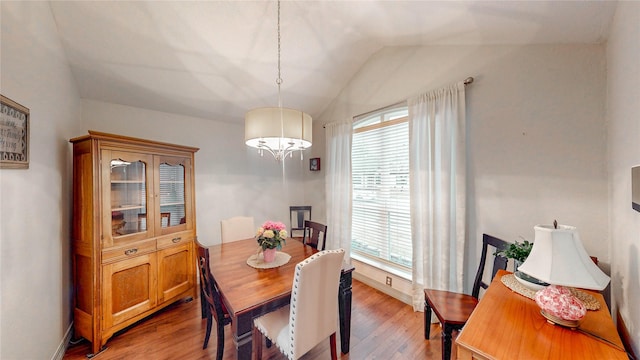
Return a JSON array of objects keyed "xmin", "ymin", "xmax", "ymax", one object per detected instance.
[
  {"xmin": 252, "ymin": 249, "xmax": 345, "ymax": 360},
  {"xmin": 220, "ymin": 216, "xmax": 255, "ymax": 243},
  {"xmin": 302, "ymin": 220, "xmax": 327, "ymax": 250},
  {"xmin": 196, "ymin": 241, "xmax": 231, "ymax": 360},
  {"xmin": 424, "ymin": 234, "xmax": 510, "ymax": 360},
  {"xmin": 289, "ymin": 206, "xmax": 311, "ymax": 238}
]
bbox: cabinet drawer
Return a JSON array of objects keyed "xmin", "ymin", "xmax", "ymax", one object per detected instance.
[
  {"xmin": 157, "ymin": 232, "xmax": 192, "ymax": 250},
  {"xmin": 102, "ymin": 239, "xmax": 156, "ymax": 264}
]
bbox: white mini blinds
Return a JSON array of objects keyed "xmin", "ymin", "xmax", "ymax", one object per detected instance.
[{"xmin": 351, "ymin": 104, "xmax": 412, "ymax": 269}]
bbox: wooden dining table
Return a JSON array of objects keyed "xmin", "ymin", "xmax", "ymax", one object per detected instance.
[{"xmin": 207, "ymin": 238, "xmax": 355, "ymax": 360}]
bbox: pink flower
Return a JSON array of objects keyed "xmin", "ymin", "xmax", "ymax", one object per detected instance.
[{"xmin": 262, "ymin": 221, "xmax": 286, "ymax": 231}]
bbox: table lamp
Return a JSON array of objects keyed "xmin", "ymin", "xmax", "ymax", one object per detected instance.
[{"xmin": 517, "ymin": 222, "xmax": 610, "ymax": 328}]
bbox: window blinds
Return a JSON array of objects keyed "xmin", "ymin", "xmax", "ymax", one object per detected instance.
[{"xmin": 352, "ymin": 113, "xmax": 411, "ymax": 269}]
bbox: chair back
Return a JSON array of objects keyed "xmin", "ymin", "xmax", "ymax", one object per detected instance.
[
  {"xmin": 302, "ymin": 220, "xmax": 327, "ymax": 250},
  {"xmin": 288, "ymin": 249, "xmax": 345, "ymax": 359},
  {"xmin": 196, "ymin": 242, "xmax": 228, "ymax": 324},
  {"xmin": 290, "ymin": 206, "xmax": 311, "ymax": 237},
  {"xmin": 220, "ymin": 216, "xmax": 255, "ymax": 243},
  {"xmin": 471, "ymin": 234, "xmax": 510, "ymax": 299}
]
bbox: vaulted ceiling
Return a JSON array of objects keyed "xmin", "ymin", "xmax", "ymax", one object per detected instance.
[{"xmin": 48, "ymin": 1, "xmax": 617, "ymax": 123}]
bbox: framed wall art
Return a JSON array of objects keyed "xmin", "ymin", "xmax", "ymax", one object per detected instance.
[
  {"xmin": 310, "ymin": 157, "xmax": 320, "ymax": 171},
  {"xmin": 0, "ymin": 95, "xmax": 29, "ymax": 169}
]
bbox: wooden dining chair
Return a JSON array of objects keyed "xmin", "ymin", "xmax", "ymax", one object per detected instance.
[
  {"xmin": 196, "ymin": 242, "xmax": 231, "ymax": 360},
  {"xmin": 289, "ymin": 206, "xmax": 311, "ymax": 238},
  {"xmin": 302, "ymin": 220, "xmax": 327, "ymax": 250},
  {"xmin": 220, "ymin": 216, "xmax": 254, "ymax": 243},
  {"xmin": 253, "ymin": 249, "xmax": 345, "ymax": 360},
  {"xmin": 424, "ymin": 234, "xmax": 510, "ymax": 360}
]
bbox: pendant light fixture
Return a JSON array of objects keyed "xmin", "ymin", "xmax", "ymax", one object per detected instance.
[{"xmin": 244, "ymin": 0, "xmax": 312, "ymax": 161}]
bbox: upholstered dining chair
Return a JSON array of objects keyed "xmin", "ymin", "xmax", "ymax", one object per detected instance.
[
  {"xmin": 424, "ymin": 234, "xmax": 510, "ymax": 360},
  {"xmin": 252, "ymin": 249, "xmax": 345, "ymax": 360},
  {"xmin": 196, "ymin": 241, "xmax": 231, "ymax": 360},
  {"xmin": 302, "ymin": 220, "xmax": 327, "ymax": 250},
  {"xmin": 220, "ymin": 216, "xmax": 255, "ymax": 243}
]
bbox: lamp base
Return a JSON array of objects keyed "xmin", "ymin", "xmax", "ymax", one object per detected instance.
[{"xmin": 540, "ymin": 310, "xmax": 580, "ymax": 329}]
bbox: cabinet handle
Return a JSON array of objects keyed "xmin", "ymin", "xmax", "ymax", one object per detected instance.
[
  {"xmin": 124, "ymin": 248, "xmax": 138, "ymax": 256},
  {"xmin": 172, "ymin": 237, "xmax": 182, "ymax": 243}
]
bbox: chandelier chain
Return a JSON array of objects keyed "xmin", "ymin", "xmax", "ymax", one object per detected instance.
[{"xmin": 276, "ymin": 0, "xmax": 282, "ymax": 86}]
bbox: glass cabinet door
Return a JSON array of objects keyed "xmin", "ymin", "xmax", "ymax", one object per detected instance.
[
  {"xmin": 157, "ymin": 156, "xmax": 190, "ymax": 234},
  {"xmin": 105, "ymin": 150, "xmax": 153, "ymax": 245}
]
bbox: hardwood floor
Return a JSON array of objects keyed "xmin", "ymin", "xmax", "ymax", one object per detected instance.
[{"xmin": 63, "ymin": 280, "xmax": 449, "ymax": 359}]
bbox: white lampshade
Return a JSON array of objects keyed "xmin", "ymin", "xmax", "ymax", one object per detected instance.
[
  {"xmin": 245, "ymin": 107, "xmax": 312, "ymax": 161},
  {"xmin": 518, "ymin": 224, "xmax": 610, "ymax": 291}
]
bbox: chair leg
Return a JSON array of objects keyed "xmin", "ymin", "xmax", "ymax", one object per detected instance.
[
  {"xmin": 441, "ymin": 324, "xmax": 454, "ymax": 360},
  {"xmin": 200, "ymin": 287, "xmax": 206, "ymax": 319},
  {"xmin": 252, "ymin": 327, "xmax": 262, "ymax": 360},
  {"xmin": 203, "ymin": 311, "xmax": 212, "ymax": 350},
  {"xmin": 424, "ymin": 301, "xmax": 432, "ymax": 339},
  {"xmin": 330, "ymin": 332, "xmax": 337, "ymax": 360},
  {"xmin": 216, "ymin": 318, "xmax": 225, "ymax": 360}
]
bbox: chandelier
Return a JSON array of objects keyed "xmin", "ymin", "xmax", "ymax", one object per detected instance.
[{"xmin": 244, "ymin": 0, "xmax": 312, "ymax": 161}]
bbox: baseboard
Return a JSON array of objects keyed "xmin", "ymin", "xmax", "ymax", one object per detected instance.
[
  {"xmin": 353, "ymin": 272, "xmax": 413, "ymax": 306},
  {"xmin": 616, "ymin": 311, "xmax": 638, "ymax": 360},
  {"xmin": 52, "ymin": 322, "xmax": 73, "ymax": 360}
]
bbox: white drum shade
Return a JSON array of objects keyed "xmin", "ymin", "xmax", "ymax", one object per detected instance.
[{"xmin": 245, "ymin": 107, "xmax": 312, "ymax": 157}]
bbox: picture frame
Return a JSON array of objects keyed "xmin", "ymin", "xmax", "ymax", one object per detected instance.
[
  {"xmin": 310, "ymin": 157, "xmax": 320, "ymax": 171},
  {"xmin": 1, "ymin": 95, "xmax": 29, "ymax": 169}
]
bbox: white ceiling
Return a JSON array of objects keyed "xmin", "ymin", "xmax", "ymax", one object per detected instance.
[{"xmin": 49, "ymin": 1, "xmax": 617, "ymax": 123}]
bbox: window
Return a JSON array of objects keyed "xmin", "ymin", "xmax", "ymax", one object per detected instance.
[{"xmin": 351, "ymin": 104, "xmax": 411, "ymax": 270}]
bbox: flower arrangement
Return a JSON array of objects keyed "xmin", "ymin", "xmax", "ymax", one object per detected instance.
[{"xmin": 256, "ymin": 220, "xmax": 288, "ymax": 251}]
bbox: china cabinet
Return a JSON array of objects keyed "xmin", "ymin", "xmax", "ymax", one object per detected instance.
[{"xmin": 70, "ymin": 131, "xmax": 198, "ymax": 355}]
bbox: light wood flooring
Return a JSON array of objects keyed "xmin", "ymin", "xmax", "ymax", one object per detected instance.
[{"xmin": 63, "ymin": 279, "xmax": 450, "ymax": 359}]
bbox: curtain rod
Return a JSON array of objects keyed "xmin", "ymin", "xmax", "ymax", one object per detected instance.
[{"xmin": 323, "ymin": 76, "xmax": 474, "ymax": 128}]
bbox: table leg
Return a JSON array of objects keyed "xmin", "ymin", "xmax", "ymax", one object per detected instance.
[
  {"xmin": 232, "ymin": 314, "xmax": 253, "ymax": 360},
  {"xmin": 338, "ymin": 270, "xmax": 353, "ymax": 354}
]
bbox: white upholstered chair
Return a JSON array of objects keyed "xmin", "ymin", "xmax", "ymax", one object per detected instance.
[
  {"xmin": 220, "ymin": 216, "xmax": 255, "ymax": 243},
  {"xmin": 252, "ymin": 248, "xmax": 345, "ymax": 360}
]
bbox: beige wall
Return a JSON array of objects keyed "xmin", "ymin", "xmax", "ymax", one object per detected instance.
[
  {"xmin": 0, "ymin": 2, "xmax": 82, "ymax": 359},
  {"xmin": 313, "ymin": 44, "xmax": 609, "ymax": 297},
  {"xmin": 606, "ymin": 1, "xmax": 640, "ymax": 355}
]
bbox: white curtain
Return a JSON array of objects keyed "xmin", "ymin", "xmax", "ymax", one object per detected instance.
[
  {"xmin": 324, "ymin": 120, "xmax": 353, "ymax": 262},
  {"xmin": 409, "ymin": 82, "xmax": 467, "ymax": 311}
]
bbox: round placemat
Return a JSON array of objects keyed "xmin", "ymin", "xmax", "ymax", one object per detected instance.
[
  {"xmin": 500, "ymin": 274, "xmax": 600, "ymax": 310},
  {"xmin": 247, "ymin": 251, "xmax": 291, "ymax": 269}
]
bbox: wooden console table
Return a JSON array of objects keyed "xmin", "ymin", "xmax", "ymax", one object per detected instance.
[{"xmin": 456, "ymin": 270, "xmax": 627, "ymax": 360}]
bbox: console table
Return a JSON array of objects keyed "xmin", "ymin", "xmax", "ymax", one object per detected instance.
[{"xmin": 456, "ymin": 270, "xmax": 627, "ymax": 360}]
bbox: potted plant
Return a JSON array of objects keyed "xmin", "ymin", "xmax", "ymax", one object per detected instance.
[
  {"xmin": 496, "ymin": 238, "xmax": 548, "ymax": 289},
  {"xmin": 256, "ymin": 221, "xmax": 288, "ymax": 263},
  {"xmin": 496, "ymin": 239, "xmax": 533, "ymax": 266}
]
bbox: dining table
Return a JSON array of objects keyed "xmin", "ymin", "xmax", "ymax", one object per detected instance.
[{"xmin": 207, "ymin": 238, "xmax": 355, "ymax": 360}]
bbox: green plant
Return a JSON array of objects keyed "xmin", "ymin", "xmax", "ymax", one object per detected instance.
[{"xmin": 495, "ymin": 239, "xmax": 533, "ymax": 262}]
